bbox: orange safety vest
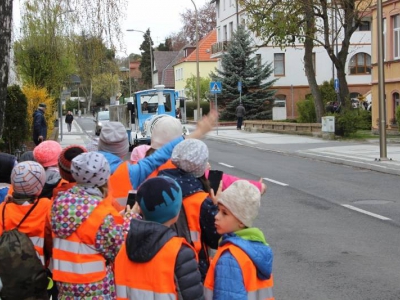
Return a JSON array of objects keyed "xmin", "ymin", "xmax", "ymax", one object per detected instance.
[
  {"xmin": 115, "ymin": 236, "xmax": 195, "ymax": 300},
  {"xmin": 182, "ymin": 191, "xmax": 208, "ymax": 254},
  {"xmin": 0, "ymin": 198, "xmax": 52, "ymax": 266},
  {"xmin": 147, "ymin": 159, "xmax": 176, "ymax": 179},
  {"xmin": 52, "ymin": 195, "xmax": 124, "ymax": 284},
  {"xmin": 204, "ymin": 243, "xmax": 274, "ymax": 300},
  {"xmin": 108, "ymin": 162, "xmax": 133, "ymax": 211}
]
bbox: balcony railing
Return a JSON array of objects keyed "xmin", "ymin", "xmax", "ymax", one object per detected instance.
[{"xmin": 211, "ymin": 41, "xmax": 231, "ymax": 54}]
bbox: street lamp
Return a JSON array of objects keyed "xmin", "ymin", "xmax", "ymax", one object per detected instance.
[
  {"xmin": 190, "ymin": 0, "xmax": 201, "ymax": 121},
  {"xmin": 126, "ymin": 29, "xmax": 154, "ymax": 88}
]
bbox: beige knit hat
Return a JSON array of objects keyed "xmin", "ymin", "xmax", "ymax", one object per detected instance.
[
  {"xmin": 218, "ymin": 180, "xmax": 261, "ymax": 227},
  {"xmin": 150, "ymin": 115, "xmax": 182, "ymax": 149}
]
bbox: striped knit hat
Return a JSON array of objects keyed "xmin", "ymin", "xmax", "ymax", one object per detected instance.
[{"xmin": 58, "ymin": 145, "xmax": 87, "ymax": 182}]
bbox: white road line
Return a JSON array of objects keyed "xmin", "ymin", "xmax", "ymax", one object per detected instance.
[
  {"xmin": 263, "ymin": 177, "xmax": 289, "ymax": 186},
  {"xmin": 245, "ymin": 140, "xmax": 258, "ymax": 145},
  {"xmin": 341, "ymin": 204, "xmax": 391, "ymax": 221},
  {"xmin": 219, "ymin": 162, "xmax": 234, "ymax": 168}
]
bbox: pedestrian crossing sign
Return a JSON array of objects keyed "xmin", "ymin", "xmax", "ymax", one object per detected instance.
[{"xmin": 210, "ymin": 81, "xmax": 222, "ymax": 94}]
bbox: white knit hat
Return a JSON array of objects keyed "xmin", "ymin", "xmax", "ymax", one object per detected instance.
[
  {"xmin": 150, "ymin": 115, "xmax": 182, "ymax": 149},
  {"xmin": 218, "ymin": 180, "xmax": 261, "ymax": 228},
  {"xmin": 171, "ymin": 139, "xmax": 209, "ymax": 178},
  {"xmin": 98, "ymin": 122, "xmax": 129, "ymax": 158}
]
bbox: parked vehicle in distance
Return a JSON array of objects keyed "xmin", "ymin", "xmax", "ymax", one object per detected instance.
[{"xmin": 94, "ymin": 111, "xmax": 110, "ymax": 135}]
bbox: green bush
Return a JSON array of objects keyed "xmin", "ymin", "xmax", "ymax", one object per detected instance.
[
  {"xmin": 4, "ymin": 85, "xmax": 29, "ymax": 153},
  {"xmin": 396, "ymin": 106, "xmax": 400, "ymax": 130},
  {"xmin": 356, "ymin": 110, "xmax": 372, "ymax": 130},
  {"xmin": 297, "ymin": 98, "xmax": 316, "ymax": 123},
  {"xmin": 335, "ymin": 110, "xmax": 358, "ymax": 136},
  {"xmin": 185, "ymin": 101, "xmax": 210, "ymax": 118}
]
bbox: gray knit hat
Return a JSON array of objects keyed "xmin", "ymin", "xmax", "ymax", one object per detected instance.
[
  {"xmin": 171, "ymin": 139, "xmax": 208, "ymax": 178},
  {"xmin": 98, "ymin": 122, "xmax": 129, "ymax": 158},
  {"xmin": 71, "ymin": 152, "xmax": 110, "ymax": 187},
  {"xmin": 218, "ymin": 180, "xmax": 261, "ymax": 228}
]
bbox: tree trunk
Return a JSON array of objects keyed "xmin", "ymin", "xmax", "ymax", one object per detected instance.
[
  {"xmin": 303, "ymin": 2, "xmax": 324, "ymax": 122},
  {"xmin": 0, "ymin": 0, "xmax": 13, "ymax": 140}
]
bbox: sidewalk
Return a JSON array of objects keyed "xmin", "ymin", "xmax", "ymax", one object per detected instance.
[
  {"xmin": 58, "ymin": 121, "xmax": 94, "ymax": 148},
  {"xmin": 199, "ymin": 125, "xmax": 400, "ymax": 176}
]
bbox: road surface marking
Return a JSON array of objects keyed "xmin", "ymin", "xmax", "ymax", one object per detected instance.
[
  {"xmin": 245, "ymin": 140, "xmax": 258, "ymax": 145},
  {"xmin": 86, "ymin": 130, "xmax": 93, "ymax": 133},
  {"xmin": 219, "ymin": 162, "xmax": 234, "ymax": 168},
  {"xmin": 263, "ymin": 177, "xmax": 289, "ymax": 186},
  {"xmin": 341, "ymin": 204, "xmax": 391, "ymax": 221}
]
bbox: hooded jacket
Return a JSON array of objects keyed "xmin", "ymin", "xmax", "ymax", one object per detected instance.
[
  {"xmin": 211, "ymin": 228, "xmax": 273, "ymax": 300},
  {"xmin": 124, "ymin": 218, "xmax": 203, "ymax": 300}
]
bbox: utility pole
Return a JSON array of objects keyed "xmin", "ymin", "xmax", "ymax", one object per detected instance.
[{"xmin": 191, "ymin": 0, "xmax": 201, "ymax": 121}]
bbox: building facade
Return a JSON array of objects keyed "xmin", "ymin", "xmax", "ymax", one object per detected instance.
[
  {"xmin": 211, "ymin": 0, "xmax": 372, "ymax": 118},
  {"xmin": 371, "ymin": 0, "xmax": 400, "ymax": 129}
]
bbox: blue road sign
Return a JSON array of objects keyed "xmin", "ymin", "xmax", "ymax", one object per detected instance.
[
  {"xmin": 334, "ymin": 78, "xmax": 339, "ymax": 93},
  {"xmin": 210, "ymin": 81, "xmax": 222, "ymax": 94},
  {"xmin": 238, "ymin": 81, "xmax": 242, "ymax": 92}
]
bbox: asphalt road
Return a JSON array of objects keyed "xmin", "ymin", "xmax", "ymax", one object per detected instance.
[
  {"xmin": 204, "ymin": 138, "xmax": 400, "ymax": 300},
  {"xmin": 77, "ymin": 117, "xmax": 400, "ymax": 299}
]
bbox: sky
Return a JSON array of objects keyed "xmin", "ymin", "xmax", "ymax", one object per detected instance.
[
  {"xmin": 12, "ymin": 0, "xmax": 208, "ymax": 57},
  {"xmin": 121, "ymin": 0, "xmax": 208, "ymax": 57}
]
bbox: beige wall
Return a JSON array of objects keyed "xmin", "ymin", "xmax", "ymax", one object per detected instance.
[
  {"xmin": 174, "ymin": 61, "xmax": 217, "ymax": 97},
  {"xmin": 371, "ymin": 1, "xmax": 400, "ymax": 129}
]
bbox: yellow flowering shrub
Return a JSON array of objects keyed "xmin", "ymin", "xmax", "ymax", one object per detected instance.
[{"xmin": 22, "ymin": 85, "xmax": 56, "ymax": 136}]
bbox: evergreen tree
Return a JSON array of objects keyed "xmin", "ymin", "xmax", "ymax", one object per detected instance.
[
  {"xmin": 139, "ymin": 29, "xmax": 154, "ymax": 89},
  {"xmin": 210, "ymin": 25, "xmax": 276, "ymax": 120}
]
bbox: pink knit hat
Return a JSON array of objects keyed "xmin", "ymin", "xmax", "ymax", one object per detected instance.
[
  {"xmin": 33, "ymin": 140, "xmax": 62, "ymax": 167},
  {"xmin": 130, "ymin": 144, "xmax": 151, "ymax": 163}
]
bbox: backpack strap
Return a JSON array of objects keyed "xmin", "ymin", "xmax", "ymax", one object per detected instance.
[{"xmin": 1, "ymin": 199, "xmax": 40, "ymax": 231}]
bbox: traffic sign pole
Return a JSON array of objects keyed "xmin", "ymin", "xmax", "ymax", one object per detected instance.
[{"xmin": 215, "ymin": 93, "xmax": 218, "ymax": 135}]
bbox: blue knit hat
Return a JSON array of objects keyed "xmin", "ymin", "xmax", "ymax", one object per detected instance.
[{"xmin": 137, "ymin": 176, "xmax": 182, "ymax": 224}]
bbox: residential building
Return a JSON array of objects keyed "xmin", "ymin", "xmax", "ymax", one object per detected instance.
[
  {"xmin": 211, "ymin": 0, "xmax": 372, "ymax": 119},
  {"xmin": 152, "ymin": 51, "xmax": 184, "ymax": 88},
  {"xmin": 173, "ymin": 30, "xmax": 218, "ymax": 98},
  {"xmin": 370, "ymin": 0, "xmax": 400, "ymax": 129}
]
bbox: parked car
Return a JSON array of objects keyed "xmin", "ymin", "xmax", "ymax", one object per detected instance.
[{"xmin": 94, "ymin": 111, "xmax": 110, "ymax": 135}]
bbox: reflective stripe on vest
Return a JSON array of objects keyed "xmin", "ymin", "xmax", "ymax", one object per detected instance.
[
  {"xmin": 204, "ymin": 243, "xmax": 274, "ymax": 300},
  {"xmin": 116, "ymin": 285, "xmax": 175, "ymax": 300},
  {"xmin": 30, "ymin": 236, "xmax": 45, "ymax": 265},
  {"xmin": 53, "ymin": 259, "xmax": 105, "ymax": 275},
  {"xmin": 53, "ymin": 238, "xmax": 98, "ymax": 255}
]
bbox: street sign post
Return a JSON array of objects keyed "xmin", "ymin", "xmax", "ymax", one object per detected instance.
[
  {"xmin": 210, "ymin": 81, "xmax": 222, "ymax": 135},
  {"xmin": 334, "ymin": 78, "xmax": 339, "ymax": 93}
]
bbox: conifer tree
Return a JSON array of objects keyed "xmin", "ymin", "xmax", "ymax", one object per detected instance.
[{"xmin": 211, "ymin": 25, "xmax": 276, "ymax": 120}]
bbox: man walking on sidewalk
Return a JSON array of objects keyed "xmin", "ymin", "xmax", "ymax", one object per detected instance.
[
  {"xmin": 33, "ymin": 103, "xmax": 47, "ymax": 145},
  {"xmin": 235, "ymin": 102, "xmax": 245, "ymax": 130},
  {"xmin": 65, "ymin": 111, "xmax": 74, "ymax": 132}
]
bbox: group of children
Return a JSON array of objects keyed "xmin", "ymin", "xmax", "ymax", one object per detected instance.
[{"xmin": 0, "ymin": 111, "xmax": 274, "ymax": 300}]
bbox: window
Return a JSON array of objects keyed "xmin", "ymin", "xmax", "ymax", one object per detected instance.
[
  {"xmin": 229, "ymin": 22, "xmax": 234, "ymax": 40},
  {"xmin": 223, "ymin": 25, "xmax": 228, "ymax": 41},
  {"xmin": 223, "ymin": 0, "xmax": 226, "ymax": 10},
  {"xmin": 358, "ymin": 21, "xmax": 370, "ymax": 31},
  {"xmin": 256, "ymin": 54, "xmax": 262, "ymax": 68},
  {"xmin": 394, "ymin": 92, "xmax": 400, "ymax": 115},
  {"xmin": 175, "ymin": 68, "xmax": 183, "ymax": 81},
  {"xmin": 274, "ymin": 53, "xmax": 285, "ymax": 76},
  {"xmin": 274, "ymin": 94, "xmax": 287, "ymax": 107},
  {"xmin": 394, "ymin": 15, "xmax": 400, "ymax": 59},
  {"xmin": 349, "ymin": 53, "xmax": 371, "ymax": 74}
]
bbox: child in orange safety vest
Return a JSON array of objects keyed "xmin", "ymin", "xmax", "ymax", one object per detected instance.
[
  {"xmin": 115, "ymin": 176, "xmax": 204, "ymax": 300},
  {"xmin": 204, "ymin": 180, "xmax": 274, "ymax": 300}
]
